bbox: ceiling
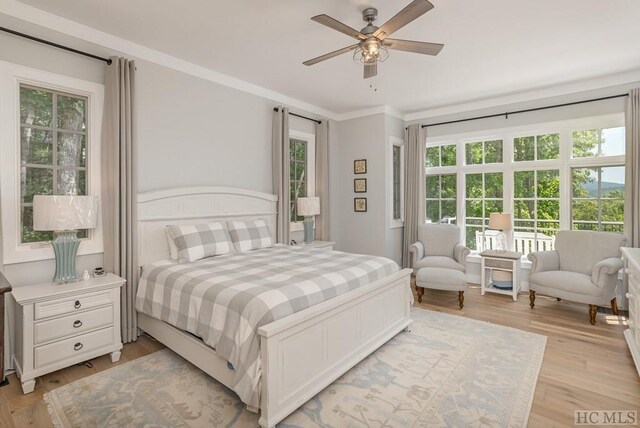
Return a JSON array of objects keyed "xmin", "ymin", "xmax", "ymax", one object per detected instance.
[{"xmin": 12, "ymin": 0, "xmax": 640, "ymax": 115}]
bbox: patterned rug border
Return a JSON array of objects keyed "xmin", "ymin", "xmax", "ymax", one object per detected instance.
[{"xmin": 44, "ymin": 308, "xmax": 547, "ymax": 427}]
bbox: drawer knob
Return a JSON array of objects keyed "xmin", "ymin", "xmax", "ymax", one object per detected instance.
[
  {"xmin": 74, "ymin": 300, "xmax": 81, "ymax": 309},
  {"xmin": 73, "ymin": 320, "xmax": 83, "ymax": 328},
  {"xmin": 626, "ymin": 293, "xmax": 633, "ymax": 299},
  {"xmin": 74, "ymin": 342, "xmax": 83, "ymax": 351}
]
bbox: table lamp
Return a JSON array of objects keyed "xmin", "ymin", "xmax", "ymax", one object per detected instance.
[
  {"xmin": 33, "ymin": 195, "xmax": 98, "ymax": 283},
  {"xmin": 296, "ymin": 197, "xmax": 320, "ymax": 244},
  {"xmin": 488, "ymin": 212, "xmax": 512, "ymax": 252}
]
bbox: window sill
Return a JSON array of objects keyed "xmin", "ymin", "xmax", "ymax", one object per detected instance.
[
  {"xmin": 390, "ymin": 220, "xmax": 404, "ymax": 229},
  {"xmin": 3, "ymin": 244, "xmax": 103, "ymax": 265}
]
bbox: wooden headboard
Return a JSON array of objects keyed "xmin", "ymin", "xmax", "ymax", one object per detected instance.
[{"xmin": 137, "ymin": 186, "xmax": 278, "ymax": 266}]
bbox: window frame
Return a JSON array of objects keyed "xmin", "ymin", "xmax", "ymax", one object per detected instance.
[
  {"xmin": 0, "ymin": 61, "xmax": 104, "ymax": 264},
  {"xmin": 388, "ymin": 136, "xmax": 405, "ymax": 228},
  {"xmin": 425, "ymin": 113, "xmax": 625, "ymax": 253},
  {"xmin": 288, "ymin": 130, "xmax": 316, "ymax": 232}
]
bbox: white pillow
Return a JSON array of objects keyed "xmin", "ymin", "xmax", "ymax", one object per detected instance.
[
  {"xmin": 166, "ymin": 227, "xmax": 179, "ymax": 260},
  {"xmin": 227, "ymin": 219, "xmax": 273, "ymax": 252},
  {"xmin": 166, "ymin": 222, "xmax": 234, "ymax": 263}
]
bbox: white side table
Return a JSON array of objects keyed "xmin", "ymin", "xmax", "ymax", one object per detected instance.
[
  {"xmin": 480, "ymin": 250, "xmax": 523, "ymax": 301},
  {"xmin": 12, "ymin": 273, "xmax": 124, "ymax": 394},
  {"xmin": 295, "ymin": 241, "xmax": 335, "ymax": 251}
]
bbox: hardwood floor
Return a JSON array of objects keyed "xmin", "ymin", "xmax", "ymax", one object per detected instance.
[
  {"xmin": 0, "ymin": 285, "xmax": 638, "ymax": 427},
  {"xmin": 0, "ymin": 335, "xmax": 164, "ymax": 428}
]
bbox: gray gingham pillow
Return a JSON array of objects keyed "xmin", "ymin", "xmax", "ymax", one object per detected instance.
[
  {"xmin": 227, "ymin": 219, "xmax": 273, "ymax": 252},
  {"xmin": 166, "ymin": 222, "xmax": 233, "ymax": 263}
]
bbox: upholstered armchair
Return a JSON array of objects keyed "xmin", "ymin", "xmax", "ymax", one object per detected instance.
[
  {"xmin": 409, "ymin": 224, "xmax": 470, "ymax": 273},
  {"xmin": 527, "ymin": 230, "xmax": 626, "ymax": 325}
]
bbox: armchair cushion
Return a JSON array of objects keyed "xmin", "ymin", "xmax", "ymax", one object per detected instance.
[
  {"xmin": 418, "ymin": 224, "xmax": 461, "ymax": 258},
  {"xmin": 528, "ymin": 251, "xmax": 559, "ymax": 274},
  {"xmin": 529, "ymin": 271, "xmax": 601, "ymax": 297},
  {"xmin": 453, "ymin": 243, "xmax": 471, "ymax": 266},
  {"xmin": 591, "ymin": 257, "xmax": 624, "ymax": 286},
  {"xmin": 414, "ymin": 256, "xmax": 465, "ymax": 272},
  {"xmin": 555, "ymin": 230, "xmax": 625, "ymax": 276}
]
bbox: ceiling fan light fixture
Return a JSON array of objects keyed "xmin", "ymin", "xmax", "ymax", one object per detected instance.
[{"xmin": 353, "ymin": 44, "xmax": 389, "ymax": 65}]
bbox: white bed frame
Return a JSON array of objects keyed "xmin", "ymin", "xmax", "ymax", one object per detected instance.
[{"xmin": 137, "ymin": 186, "xmax": 413, "ymax": 427}]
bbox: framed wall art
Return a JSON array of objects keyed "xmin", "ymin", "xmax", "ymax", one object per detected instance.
[
  {"xmin": 354, "ymin": 178, "xmax": 367, "ymax": 193},
  {"xmin": 354, "ymin": 159, "xmax": 367, "ymax": 174},
  {"xmin": 354, "ymin": 198, "xmax": 367, "ymax": 212}
]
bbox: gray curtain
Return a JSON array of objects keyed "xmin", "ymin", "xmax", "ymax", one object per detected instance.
[
  {"xmin": 625, "ymin": 88, "xmax": 640, "ymax": 247},
  {"xmin": 272, "ymin": 107, "xmax": 290, "ymax": 244},
  {"xmin": 402, "ymin": 124, "xmax": 426, "ymax": 267},
  {"xmin": 101, "ymin": 57, "xmax": 138, "ymax": 343},
  {"xmin": 315, "ymin": 120, "xmax": 330, "ymax": 241}
]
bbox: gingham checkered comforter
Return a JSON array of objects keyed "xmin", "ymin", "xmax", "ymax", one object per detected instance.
[{"xmin": 135, "ymin": 245, "xmax": 399, "ymax": 408}]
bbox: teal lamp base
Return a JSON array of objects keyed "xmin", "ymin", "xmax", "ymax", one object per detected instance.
[
  {"xmin": 52, "ymin": 230, "xmax": 80, "ymax": 283},
  {"xmin": 303, "ymin": 217, "xmax": 315, "ymax": 244}
]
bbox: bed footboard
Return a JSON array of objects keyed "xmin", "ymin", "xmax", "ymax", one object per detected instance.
[{"xmin": 257, "ymin": 268, "xmax": 413, "ymax": 427}]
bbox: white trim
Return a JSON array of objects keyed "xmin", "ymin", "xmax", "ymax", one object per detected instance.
[
  {"xmin": 388, "ymin": 136, "xmax": 405, "ymax": 229},
  {"xmin": 137, "ymin": 186, "xmax": 278, "ymax": 204},
  {"xmin": 0, "ymin": 61, "xmax": 104, "ymax": 265},
  {"xmin": 425, "ymin": 113, "xmax": 626, "ymax": 250},
  {"xmin": 404, "ymin": 69, "xmax": 640, "ymax": 121},
  {"xmin": 289, "ymin": 130, "xmax": 316, "ymax": 232}
]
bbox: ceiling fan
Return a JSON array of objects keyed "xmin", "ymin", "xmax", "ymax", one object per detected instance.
[{"xmin": 303, "ymin": 0, "xmax": 444, "ymax": 79}]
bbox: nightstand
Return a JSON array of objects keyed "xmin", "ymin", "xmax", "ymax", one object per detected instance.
[
  {"xmin": 480, "ymin": 250, "xmax": 523, "ymax": 301},
  {"xmin": 12, "ymin": 273, "xmax": 124, "ymax": 394},
  {"xmin": 295, "ymin": 240, "xmax": 335, "ymax": 250}
]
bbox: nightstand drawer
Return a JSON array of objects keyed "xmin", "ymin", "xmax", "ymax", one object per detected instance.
[
  {"xmin": 34, "ymin": 327, "xmax": 114, "ymax": 369},
  {"xmin": 484, "ymin": 258, "xmax": 513, "ymax": 270},
  {"xmin": 34, "ymin": 290, "xmax": 113, "ymax": 320},
  {"xmin": 34, "ymin": 306, "xmax": 114, "ymax": 344}
]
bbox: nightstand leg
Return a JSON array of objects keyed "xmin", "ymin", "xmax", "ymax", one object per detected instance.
[
  {"xmin": 21, "ymin": 378, "xmax": 35, "ymax": 394},
  {"xmin": 110, "ymin": 350, "xmax": 122, "ymax": 363}
]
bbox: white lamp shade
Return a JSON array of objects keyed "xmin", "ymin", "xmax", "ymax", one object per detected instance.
[
  {"xmin": 488, "ymin": 212, "xmax": 512, "ymax": 231},
  {"xmin": 33, "ymin": 195, "xmax": 98, "ymax": 231},
  {"xmin": 297, "ymin": 197, "xmax": 320, "ymax": 216}
]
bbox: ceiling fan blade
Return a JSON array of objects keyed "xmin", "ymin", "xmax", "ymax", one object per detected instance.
[
  {"xmin": 373, "ymin": 0, "xmax": 434, "ymax": 40},
  {"xmin": 303, "ymin": 44, "xmax": 359, "ymax": 66},
  {"xmin": 364, "ymin": 61, "xmax": 377, "ymax": 79},
  {"xmin": 311, "ymin": 14, "xmax": 366, "ymax": 40},
  {"xmin": 384, "ymin": 38, "xmax": 444, "ymax": 55}
]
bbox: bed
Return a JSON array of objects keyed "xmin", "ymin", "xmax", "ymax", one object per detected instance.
[{"xmin": 136, "ymin": 186, "xmax": 413, "ymax": 427}]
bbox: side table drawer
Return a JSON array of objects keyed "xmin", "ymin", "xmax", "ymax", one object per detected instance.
[
  {"xmin": 34, "ymin": 327, "xmax": 114, "ymax": 369},
  {"xmin": 484, "ymin": 258, "xmax": 513, "ymax": 270},
  {"xmin": 34, "ymin": 305, "xmax": 114, "ymax": 344},
  {"xmin": 34, "ymin": 290, "xmax": 113, "ymax": 320}
]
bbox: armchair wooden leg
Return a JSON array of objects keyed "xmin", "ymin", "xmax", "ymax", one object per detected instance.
[
  {"xmin": 416, "ymin": 285, "xmax": 424, "ymax": 304},
  {"xmin": 529, "ymin": 291, "xmax": 536, "ymax": 309},
  {"xmin": 588, "ymin": 305, "xmax": 597, "ymax": 325},
  {"xmin": 611, "ymin": 297, "xmax": 619, "ymax": 316},
  {"xmin": 458, "ymin": 291, "xmax": 464, "ymax": 310}
]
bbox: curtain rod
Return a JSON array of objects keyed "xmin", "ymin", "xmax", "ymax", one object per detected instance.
[
  {"xmin": 413, "ymin": 93, "xmax": 629, "ymax": 129},
  {"xmin": 273, "ymin": 107, "xmax": 321, "ymax": 124},
  {"xmin": 0, "ymin": 26, "xmax": 112, "ymax": 65}
]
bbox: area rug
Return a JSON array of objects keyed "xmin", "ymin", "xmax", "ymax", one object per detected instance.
[{"xmin": 45, "ymin": 308, "xmax": 546, "ymax": 427}]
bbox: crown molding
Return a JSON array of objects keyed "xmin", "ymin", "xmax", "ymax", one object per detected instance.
[
  {"xmin": 404, "ymin": 69, "xmax": 640, "ymax": 122},
  {"xmin": 0, "ymin": 0, "xmax": 343, "ymax": 120}
]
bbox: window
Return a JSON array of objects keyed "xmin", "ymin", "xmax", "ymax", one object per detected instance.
[
  {"xmin": 425, "ymin": 113, "xmax": 625, "ymax": 255},
  {"xmin": 426, "ymin": 143, "xmax": 456, "ymax": 167},
  {"xmin": 572, "ymin": 127, "xmax": 625, "ymax": 158},
  {"xmin": 288, "ymin": 131, "xmax": 315, "ymax": 230},
  {"xmin": 0, "ymin": 62, "xmax": 104, "ymax": 264},
  {"xmin": 513, "ymin": 133, "xmax": 560, "ymax": 161},
  {"xmin": 464, "ymin": 173, "xmax": 503, "ymax": 250},
  {"xmin": 389, "ymin": 137, "xmax": 404, "ymax": 227},
  {"xmin": 513, "ymin": 169, "xmax": 560, "ymax": 251},
  {"xmin": 20, "ymin": 85, "xmax": 88, "ymax": 243},
  {"xmin": 465, "ymin": 139, "xmax": 503, "ymax": 165},
  {"xmin": 426, "ymin": 174, "xmax": 456, "ymax": 224},
  {"xmin": 572, "ymin": 166, "xmax": 624, "ymax": 232}
]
